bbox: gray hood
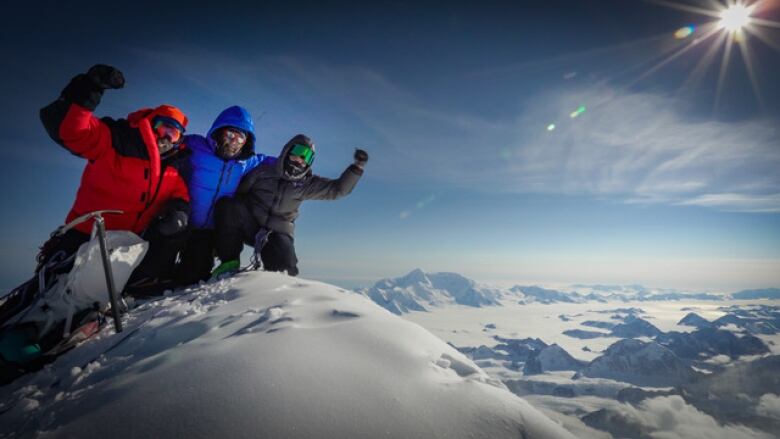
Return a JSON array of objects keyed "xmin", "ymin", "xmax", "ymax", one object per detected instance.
[{"xmin": 278, "ymin": 134, "xmax": 315, "ymax": 181}]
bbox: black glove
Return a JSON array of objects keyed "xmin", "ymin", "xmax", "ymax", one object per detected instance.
[
  {"xmin": 354, "ymin": 148, "xmax": 369, "ymax": 169},
  {"xmin": 86, "ymin": 64, "xmax": 125, "ymax": 90},
  {"xmin": 61, "ymin": 65, "xmax": 124, "ymax": 111},
  {"xmin": 156, "ymin": 210, "xmax": 188, "ymax": 236}
]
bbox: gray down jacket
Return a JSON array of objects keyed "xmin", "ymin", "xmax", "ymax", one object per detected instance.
[{"xmin": 235, "ymin": 134, "xmax": 363, "ymax": 237}]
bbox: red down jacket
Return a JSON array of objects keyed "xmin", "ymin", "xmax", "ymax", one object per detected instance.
[{"xmin": 40, "ymin": 73, "xmax": 191, "ymax": 235}]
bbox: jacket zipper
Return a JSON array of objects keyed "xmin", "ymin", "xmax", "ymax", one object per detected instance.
[
  {"xmin": 205, "ymin": 161, "xmax": 229, "ymax": 224},
  {"xmin": 268, "ymin": 179, "xmax": 287, "ymax": 224},
  {"xmin": 134, "ymin": 164, "xmax": 167, "ymax": 228}
]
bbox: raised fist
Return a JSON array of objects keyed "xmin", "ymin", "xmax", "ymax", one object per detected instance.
[
  {"xmin": 86, "ymin": 64, "xmax": 125, "ymax": 90},
  {"xmin": 354, "ymin": 148, "xmax": 369, "ymax": 168}
]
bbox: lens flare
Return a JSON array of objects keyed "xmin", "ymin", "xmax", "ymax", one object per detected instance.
[
  {"xmin": 674, "ymin": 25, "xmax": 695, "ymax": 39},
  {"xmin": 570, "ymin": 105, "xmax": 587, "ymax": 118},
  {"xmin": 547, "ymin": 123, "xmax": 556, "ymax": 131}
]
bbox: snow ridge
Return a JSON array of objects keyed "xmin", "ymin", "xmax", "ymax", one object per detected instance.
[{"xmin": 0, "ymin": 272, "xmax": 574, "ymax": 439}]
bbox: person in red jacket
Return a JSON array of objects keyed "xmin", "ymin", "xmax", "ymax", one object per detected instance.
[{"xmin": 39, "ymin": 65, "xmax": 192, "ymax": 295}]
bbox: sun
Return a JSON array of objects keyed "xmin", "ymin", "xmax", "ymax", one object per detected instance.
[
  {"xmin": 718, "ymin": 4, "xmax": 754, "ymax": 32},
  {"xmin": 641, "ymin": 0, "xmax": 780, "ymax": 112}
]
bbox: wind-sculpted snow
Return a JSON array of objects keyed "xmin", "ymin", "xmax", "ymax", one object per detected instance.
[{"xmin": 0, "ymin": 272, "xmax": 575, "ymax": 439}]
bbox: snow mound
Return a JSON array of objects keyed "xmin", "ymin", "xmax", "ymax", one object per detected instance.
[{"xmin": 1, "ymin": 272, "xmax": 574, "ymax": 439}]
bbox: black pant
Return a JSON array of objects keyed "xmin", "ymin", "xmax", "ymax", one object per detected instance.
[
  {"xmin": 174, "ymin": 229, "xmax": 216, "ymax": 286},
  {"xmin": 261, "ymin": 232, "xmax": 299, "ymax": 276},
  {"xmin": 215, "ymin": 197, "xmax": 299, "ymax": 276},
  {"xmin": 127, "ymin": 226, "xmax": 189, "ymax": 283}
]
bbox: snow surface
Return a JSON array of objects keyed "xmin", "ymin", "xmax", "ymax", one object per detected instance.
[{"xmin": 0, "ymin": 272, "xmax": 575, "ymax": 439}]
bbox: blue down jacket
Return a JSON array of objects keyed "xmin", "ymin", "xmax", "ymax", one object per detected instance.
[{"xmin": 184, "ymin": 106, "xmax": 270, "ymax": 229}]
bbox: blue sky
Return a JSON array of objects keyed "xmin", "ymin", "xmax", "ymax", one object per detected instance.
[{"xmin": 1, "ymin": 0, "xmax": 778, "ymax": 292}]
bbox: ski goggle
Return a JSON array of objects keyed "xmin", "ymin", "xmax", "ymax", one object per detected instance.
[
  {"xmin": 222, "ymin": 128, "xmax": 247, "ymax": 145},
  {"xmin": 152, "ymin": 120, "xmax": 184, "ymax": 144},
  {"xmin": 290, "ymin": 143, "xmax": 315, "ymax": 165}
]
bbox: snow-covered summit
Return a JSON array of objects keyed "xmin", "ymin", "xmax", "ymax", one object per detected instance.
[
  {"xmin": 677, "ymin": 312, "xmax": 714, "ymax": 328},
  {"xmin": 358, "ymin": 269, "xmax": 504, "ymax": 314},
  {"xmin": 1, "ymin": 272, "xmax": 574, "ymax": 439}
]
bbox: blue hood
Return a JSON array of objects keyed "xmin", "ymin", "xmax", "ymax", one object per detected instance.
[{"xmin": 207, "ymin": 105, "xmax": 256, "ymax": 145}]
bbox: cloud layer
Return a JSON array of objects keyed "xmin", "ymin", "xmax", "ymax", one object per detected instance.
[
  {"xmin": 757, "ymin": 393, "xmax": 780, "ymax": 420},
  {"xmin": 509, "ymin": 87, "xmax": 780, "ymax": 212},
  {"xmin": 275, "ymin": 58, "xmax": 780, "ymax": 212},
  {"xmin": 609, "ymin": 395, "xmax": 774, "ymax": 439}
]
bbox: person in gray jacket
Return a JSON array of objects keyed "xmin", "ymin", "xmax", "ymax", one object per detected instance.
[{"xmin": 212, "ymin": 134, "xmax": 367, "ymax": 276}]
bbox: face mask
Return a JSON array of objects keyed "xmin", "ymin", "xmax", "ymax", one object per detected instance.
[{"xmin": 284, "ymin": 155, "xmax": 309, "ymax": 179}]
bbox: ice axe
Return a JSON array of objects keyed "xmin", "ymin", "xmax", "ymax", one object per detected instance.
[{"xmin": 56, "ymin": 210, "xmax": 125, "ymax": 333}]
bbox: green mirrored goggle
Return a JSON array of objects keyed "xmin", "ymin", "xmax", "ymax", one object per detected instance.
[{"xmin": 290, "ymin": 143, "xmax": 315, "ymax": 165}]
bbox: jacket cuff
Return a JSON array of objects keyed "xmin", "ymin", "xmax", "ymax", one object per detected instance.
[{"xmin": 348, "ymin": 164, "xmax": 364, "ymax": 176}]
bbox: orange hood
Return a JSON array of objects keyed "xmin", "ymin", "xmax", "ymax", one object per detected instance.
[{"xmin": 128, "ymin": 104, "xmax": 189, "ymax": 129}]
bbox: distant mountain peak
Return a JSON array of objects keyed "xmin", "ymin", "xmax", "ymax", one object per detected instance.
[
  {"xmin": 396, "ymin": 268, "xmax": 430, "ymax": 286},
  {"xmin": 358, "ymin": 269, "xmax": 503, "ymax": 314},
  {"xmin": 580, "ymin": 339, "xmax": 698, "ymax": 387},
  {"xmin": 677, "ymin": 312, "xmax": 713, "ymax": 328}
]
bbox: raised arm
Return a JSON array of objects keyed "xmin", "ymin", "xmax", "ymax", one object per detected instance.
[
  {"xmin": 302, "ymin": 149, "xmax": 368, "ymax": 200},
  {"xmin": 39, "ymin": 65, "xmax": 125, "ymax": 160}
]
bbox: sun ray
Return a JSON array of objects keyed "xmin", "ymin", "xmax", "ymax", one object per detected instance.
[
  {"xmin": 750, "ymin": 17, "xmax": 780, "ymax": 28},
  {"xmin": 598, "ymin": 33, "xmax": 699, "ymax": 84},
  {"xmin": 469, "ymin": 33, "xmax": 672, "ymax": 78},
  {"xmin": 643, "ymin": 0, "xmax": 724, "ymax": 18},
  {"xmin": 628, "ymin": 25, "xmax": 723, "ymax": 87},
  {"xmin": 744, "ymin": 24, "xmax": 780, "ymax": 52},
  {"xmin": 714, "ymin": 31, "xmax": 736, "ymax": 111},
  {"xmin": 735, "ymin": 30, "xmax": 768, "ymax": 112},
  {"xmin": 681, "ymin": 30, "xmax": 729, "ymax": 90}
]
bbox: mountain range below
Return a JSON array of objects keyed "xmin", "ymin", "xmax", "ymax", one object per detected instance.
[
  {"xmin": 356, "ymin": 269, "xmax": 780, "ymax": 315},
  {"xmin": 359, "ymin": 269, "xmax": 780, "ymax": 438}
]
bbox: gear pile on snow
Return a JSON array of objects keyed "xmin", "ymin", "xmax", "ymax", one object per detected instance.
[{"xmin": 0, "ymin": 231, "xmax": 147, "ymax": 383}]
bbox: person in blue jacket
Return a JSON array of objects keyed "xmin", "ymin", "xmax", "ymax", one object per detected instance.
[{"xmin": 174, "ymin": 106, "xmax": 271, "ymax": 286}]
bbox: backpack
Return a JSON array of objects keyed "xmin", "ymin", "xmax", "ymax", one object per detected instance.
[{"xmin": 0, "ymin": 231, "xmax": 147, "ymax": 382}]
